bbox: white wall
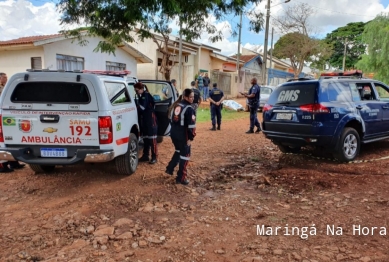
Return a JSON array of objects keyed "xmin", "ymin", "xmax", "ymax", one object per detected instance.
[
  {"xmin": 0, "ymin": 48, "xmax": 44, "ymax": 77},
  {"xmin": 130, "ymin": 35, "xmax": 158, "ymax": 79},
  {"xmin": 43, "ymin": 37, "xmax": 138, "ymax": 76}
]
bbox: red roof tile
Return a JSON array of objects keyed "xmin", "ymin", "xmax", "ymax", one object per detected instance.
[{"xmin": 0, "ymin": 34, "xmax": 63, "ymax": 46}]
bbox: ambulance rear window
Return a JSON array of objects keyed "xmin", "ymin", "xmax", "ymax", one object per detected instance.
[{"xmin": 11, "ymin": 82, "xmax": 90, "ymax": 104}]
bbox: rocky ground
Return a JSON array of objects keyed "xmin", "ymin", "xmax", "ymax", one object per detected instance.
[{"xmin": 1, "ymin": 108, "xmax": 389, "ymax": 262}]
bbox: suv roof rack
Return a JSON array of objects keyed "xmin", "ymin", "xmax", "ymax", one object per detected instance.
[
  {"xmin": 82, "ymin": 70, "xmax": 131, "ymax": 76},
  {"xmin": 287, "ymin": 78, "xmax": 314, "ymax": 82}
]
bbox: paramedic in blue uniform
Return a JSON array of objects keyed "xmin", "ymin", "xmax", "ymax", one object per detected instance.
[
  {"xmin": 208, "ymin": 83, "xmax": 225, "ymax": 131},
  {"xmin": 242, "ymin": 77, "xmax": 261, "ymax": 133},
  {"xmin": 165, "ymin": 88, "xmax": 196, "ymax": 185},
  {"xmin": 134, "ymin": 82, "xmax": 158, "ymax": 164}
]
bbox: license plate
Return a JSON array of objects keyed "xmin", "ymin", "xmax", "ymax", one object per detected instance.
[
  {"xmin": 41, "ymin": 148, "xmax": 67, "ymax": 157},
  {"xmin": 276, "ymin": 113, "xmax": 292, "ymax": 120}
]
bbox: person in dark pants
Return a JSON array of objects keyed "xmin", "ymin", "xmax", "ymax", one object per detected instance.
[
  {"xmin": 165, "ymin": 89, "xmax": 196, "ymax": 185},
  {"xmin": 242, "ymin": 77, "xmax": 261, "ymax": 133},
  {"xmin": 208, "ymin": 83, "xmax": 225, "ymax": 131},
  {"xmin": 134, "ymin": 82, "xmax": 158, "ymax": 164},
  {"xmin": 202, "ymin": 73, "xmax": 211, "ymax": 101}
]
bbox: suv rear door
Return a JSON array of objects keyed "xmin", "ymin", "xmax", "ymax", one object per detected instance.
[
  {"xmin": 1, "ymin": 74, "xmax": 100, "ymax": 155},
  {"xmin": 263, "ymin": 81, "xmax": 319, "ymax": 135},
  {"xmin": 136, "ymin": 80, "xmax": 178, "ymax": 136}
]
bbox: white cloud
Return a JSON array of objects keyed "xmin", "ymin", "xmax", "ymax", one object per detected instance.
[
  {"xmin": 0, "ymin": 0, "xmax": 63, "ymax": 40},
  {"xmin": 2, "ymin": 0, "xmax": 389, "ymax": 57}
]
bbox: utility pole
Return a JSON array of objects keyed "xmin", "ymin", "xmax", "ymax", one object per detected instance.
[
  {"xmin": 178, "ymin": 17, "xmax": 183, "ymax": 92},
  {"xmin": 261, "ymin": 0, "xmax": 271, "ymax": 85},
  {"xmin": 236, "ymin": 10, "xmax": 243, "ymax": 72},
  {"xmin": 269, "ymin": 27, "xmax": 274, "ymax": 84}
]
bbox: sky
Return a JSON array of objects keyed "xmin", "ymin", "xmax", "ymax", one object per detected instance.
[{"xmin": 1, "ymin": 0, "xmax": 389, "ymax": 56}]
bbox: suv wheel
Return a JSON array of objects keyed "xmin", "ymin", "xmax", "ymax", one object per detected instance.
[
  {"xmin": 115, "ymin": 133, "xmax": 138, "ymax": 175},
  {"xmin": 277, "ymin": 144, "xmax": 301, "ymax": 153},
  {"xmin": 335, "ymin": 127, "xmax": 360, "ymax": 162},
  {"xmin": 30, "ymin": 164, "xmax": 56, "ymax": 173}
]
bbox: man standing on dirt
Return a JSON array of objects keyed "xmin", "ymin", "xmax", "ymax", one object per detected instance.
[
  {"xmin": 242, "ymin": 77, "xmax": 261, "ymax": 134},
  {"xmin": 202, "ymin": 73, "xmax": 211, "ymax": 102},
  {"xmin": 209, "ymin": 83, "xmax": 225, "ymax": 131}
]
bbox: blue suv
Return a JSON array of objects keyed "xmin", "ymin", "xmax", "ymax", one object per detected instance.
[{"xmin": 262, "ymin": 78, "xmax": 389, "ymax": 162}]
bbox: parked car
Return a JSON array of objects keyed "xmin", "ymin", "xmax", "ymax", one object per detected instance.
[
  {"xmin": 245, "ymin": 85, "xmax": 276, "ymax": 112},
  {"xmin": 262, "ymin": 76, "xmax": 389, "ymax": 162},
  {"xmin": 0, "ymin": 70, "xmax": 177, "ymax": 175}
]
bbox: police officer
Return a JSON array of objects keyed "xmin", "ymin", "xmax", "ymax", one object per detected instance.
[
  {"xmin": 209, "ymin": 83, "xmax": 225, "ymax": 131},
  {"xmin": 134, "ymin": 82, "xmax": 158, "ymax": 164},
  {"xmin": 165, "ymin": 89, "xmax": 196, "ymax": 185},
  {"xmin": 242, "ymin": 77, "xmax": 261, "ymax": 133}
]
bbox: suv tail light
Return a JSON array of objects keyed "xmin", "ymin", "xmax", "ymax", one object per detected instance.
[
  {"xmin": 299, "ymin": 103, "xmax": 330, "ymax": 113},
  {"xmin": 0, "ymin": 115, "xmax": 3, "ymax": 142},
  {"xmin": 98, "ymin": 116, "xmax": 113, "ymax": 144},
  {"xmin": 263, "ymin": 104, "xmax": 273, "ymax": 112}
]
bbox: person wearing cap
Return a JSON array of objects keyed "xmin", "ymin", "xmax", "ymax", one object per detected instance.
[
  {"xmin": 134, "ymin": 82, "xmax": 158, "ymax": 164},
  {"xmin": 190, "ymin": 81, "xmax": 202, "ymax": 112},
  {"xmin": 208, "ymin": 83, "xmax": 225, "ymax": 131}
]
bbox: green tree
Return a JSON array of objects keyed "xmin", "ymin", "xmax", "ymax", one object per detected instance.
[
  {"xmin": 324, "ymin": 22, "xmax": 366, "ymax": 70},
  {"xmin": 308, "ymin": 39, "xmax": 334, "ymax": 73},
  {"xmin": 57, "ymin": 0, "xmax": 264, "ymax": 80},
  {"xmin": 357, "ymin": 14, "xmax": 389, "ymax": 83},
  {"xmin": 272, "ymin": 3, "xmax": 321, "ymax": 78}
]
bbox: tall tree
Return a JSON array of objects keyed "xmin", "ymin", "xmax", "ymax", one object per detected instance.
[
  {"xmin": 357, "ymin": 14, "xmax": 389, "ymax": 83},
  {"xmin": 57, "ymin": 0, "xmax": 264, "ymax": 80},
  {"xmin": 272, "ymin": 3, "xmax": 320, "ymax": 78},
  {"xmin": 324, "ymin": 22, "xmax": 366, "ymax": 70}
]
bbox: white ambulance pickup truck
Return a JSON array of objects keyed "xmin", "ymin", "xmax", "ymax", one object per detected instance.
[{"xmin": 0, "ymin": 70, "xmax": 177, "ymax": 175}]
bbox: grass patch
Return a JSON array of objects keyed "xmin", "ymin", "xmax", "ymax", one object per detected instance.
[{"xmin": 196, "ymin": 108, "xmax": 248, "ymax": 123}]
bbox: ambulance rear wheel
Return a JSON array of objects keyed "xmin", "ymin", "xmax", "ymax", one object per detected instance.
[
  {"xmin": 115, "ymin": 133, "xmax": 138, "ymax": 175},
  {"xmin": 30, "ymin": 164, "xmax": 56, "ymax": 174}
]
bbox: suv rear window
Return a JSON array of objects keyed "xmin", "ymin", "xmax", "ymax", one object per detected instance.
[
  {"xmin": 11, "ymin": 82, "xmax": 90, "ymax": 103},
  {"xmin": 267, "ymin": 82, "xmax": 317, "ymax": 106}
]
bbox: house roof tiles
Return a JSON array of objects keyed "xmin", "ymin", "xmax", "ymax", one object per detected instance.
[{"xmin": 0, "ymin": 34, "xmax": 62, "ymax": 46}]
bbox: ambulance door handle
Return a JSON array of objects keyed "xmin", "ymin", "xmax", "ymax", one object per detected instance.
[{"xmin": 40, "ymin": 114, "xmax": 60, "ymax": 123}]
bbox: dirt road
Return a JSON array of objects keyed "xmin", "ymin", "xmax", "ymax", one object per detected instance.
[{"xmin": 1, "ymin": 112, "xmax": 389, "ymax": 262}]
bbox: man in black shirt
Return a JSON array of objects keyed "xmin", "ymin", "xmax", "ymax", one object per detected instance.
[{"xmin": 190, "ymin": 81, "xmax": 202, "ymax": 112}]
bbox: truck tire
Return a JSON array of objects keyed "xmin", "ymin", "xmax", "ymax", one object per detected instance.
[
  {"xmin": 277, "ymin": 144, "xmax": 301, "ymax": 153},
  {"xmin": 115, "ymin": 133, "xmax": 138, "ymax": 175},
  {"xmin": 335, "ymin": 127, "xmax": 360, "ymax": 162},
  {"xmin": 29, "ymin": 164, "xmax": 56, "ymax": 173}
]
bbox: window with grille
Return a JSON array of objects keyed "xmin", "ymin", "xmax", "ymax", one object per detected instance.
[
  {"xmin": 56, "ymin": 54, "xmax": 84, "ymax": 71},
  {"xmin": 106, "ymin": 61, "xmax": 126, "ymax": 71}
]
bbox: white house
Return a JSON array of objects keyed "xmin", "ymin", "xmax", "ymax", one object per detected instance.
[{"xmin": 0, "ymin": 34, "xmax": 152, "ymax": 77}]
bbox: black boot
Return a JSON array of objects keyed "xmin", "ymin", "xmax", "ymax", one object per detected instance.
[
  {"xmin": 139, "ymin": 155, "xmax": 149, "ymax": 162},
  {"xmin": 217, "ymin": 125, "xmax": 221, "ymax": 130},
  {"xmin": 255, "ymin": 127, "xmax": 261, "ymax": 133},
  {"xmin": 246, "ymin": 128, "xmax": 254, "ymax": 134},
  {"xmin": 210, "ymin": 125, "xmax": 216, "ymax": 131},
  {"xmin": 149, "ymin": 157, "xmax": 157, "ymax": 164}
]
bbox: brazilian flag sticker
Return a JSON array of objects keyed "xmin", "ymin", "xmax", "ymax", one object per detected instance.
[{"xmin": 3, "ymin": 117, "xmax": 16, "ymax": 126}]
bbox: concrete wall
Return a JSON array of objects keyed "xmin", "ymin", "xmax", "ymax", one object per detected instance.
[{"xmin": 0, "ymin": 48, "xmax": 44, "ymax": 77}]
